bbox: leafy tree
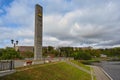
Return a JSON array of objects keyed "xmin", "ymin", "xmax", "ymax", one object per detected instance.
[
  {"xmin": 48, "ymin": 46, "xmax": 54, "ymax": 52},
  {"xmin": 0, "ymin": 49, "xmax": 4, "ymax": 57},
  {"xmin": 73, "ymin": 51, "xmax": 92, "ymax": 60},
  {"xmin": 0, "ymin": 48, "xmax": 22, "ymax": 60},
  {"xmin": 50, "ymin": 49, "xmax": 59, "ymax": 56},
  {"xmin": 58, "ymin": 47, "xmax": 74, "ymax": 57}
]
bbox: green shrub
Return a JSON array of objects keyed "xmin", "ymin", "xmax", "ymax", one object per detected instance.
[{"xmin": 73, "ymin": 51, "xmax": 92, "ymax": 60}]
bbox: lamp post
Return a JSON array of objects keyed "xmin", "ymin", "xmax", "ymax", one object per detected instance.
[{"xmin": 11, "ymin": 39, "xmax": 18, "ymax": 49}]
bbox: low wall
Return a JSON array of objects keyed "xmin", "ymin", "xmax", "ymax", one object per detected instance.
[
  {"xmin": 0, "ymin": 60, "xmax": 14, "ymax": 71},
  {"xmin": 14, "ymin": 57, "xmax": 74, "ymax": 68}
]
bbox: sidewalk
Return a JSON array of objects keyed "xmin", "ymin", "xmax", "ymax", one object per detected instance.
[
  {"xmin": 92, "ymin": 66, "xmax": 111, "ymax": 80},
  {"xmin": 0, "ymin": 70, "xmax": 16, "ymax": 77}
]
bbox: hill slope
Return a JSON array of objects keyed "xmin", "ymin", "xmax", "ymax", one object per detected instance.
[{"xmin": 0, "ymin": 62, "xmax": 91, "ymax": 80}]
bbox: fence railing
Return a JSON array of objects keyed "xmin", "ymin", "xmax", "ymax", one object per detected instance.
[{"xmin": 0, "ymin": 60, "xmax": 14, "ymax": 71}]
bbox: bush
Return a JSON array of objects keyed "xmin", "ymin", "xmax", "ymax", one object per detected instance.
[
  {"xmin": 79, "ymin": 60, "xmax": 100, "ymax": 65},
  {"xmin": 73, "ymin": 51, "xmax": 92, "ymax": 60},
  {"xmin": 0, "ymin": 48, "xmax": 22, "ymax": 60},
  {"xmin": 80, "ymin": 60, "xmax": 92, "ymax": 65}
]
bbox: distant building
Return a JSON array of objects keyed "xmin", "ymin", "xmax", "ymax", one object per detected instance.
[
  {"xmin": 15, "ymin": 46, "xmax": 48, "ymax": 53},
  {"xmin": 100, "ymin": 54, "xmax": 107, "ymax": 58},
  {"xmin": 15, "ymin": 46, "xmax": 93, "ymax": 55},
  {"xmin": 16, "ymin": 46, "xmax": 34, "ymax": 53}
]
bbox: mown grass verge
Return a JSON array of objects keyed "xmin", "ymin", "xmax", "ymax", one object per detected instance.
[
  {"xmin": 0, "ymin": 62, "xmax": 91, "ymax": 80},
  {"xmin": 70, "ymin": 60, "xmax": 91, "ymax": 71},
  {"xmin": 70, "ymin": 60, "xmax": 96, "ymax": 80}
]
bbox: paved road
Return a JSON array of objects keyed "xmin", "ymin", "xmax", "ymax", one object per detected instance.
[
  {"xmin": 101, "ymin": 61, "xmax": 120, "ymax": 80},
  {"xmin": 92, "ymin": 66, "xmax": 110, "ymax": 80}
]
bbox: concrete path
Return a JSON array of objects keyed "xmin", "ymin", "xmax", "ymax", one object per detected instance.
[
  {"xmin": 92, "ymin": 66, "xmax": 111, "ymax": 80},
  {"xmin": 0, "ymin": 70, "xmax": 16, "ymax": 77}
]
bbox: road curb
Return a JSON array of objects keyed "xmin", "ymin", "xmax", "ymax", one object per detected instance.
[{"xmin": 100, "ymin": 67, "xmax": 113, "ymax": 80}]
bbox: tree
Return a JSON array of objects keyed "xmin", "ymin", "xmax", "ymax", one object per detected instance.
[
  {"xmin": 0, "ymin": 49, "xmax": 4, "ymax": 59},
  {"xmin": 48, "ymin": 46, "xmax": 54, "ymax": 52},
  {"xmin": 0, "ymin": 48, "xmax": 22, "ymax": 60},
  {"xmin": 58, "ymin": 47, "xmax": 74, "ymax": 57},
  {"xmin": 73, "ymin": 51, "xmax": 92, "ymax": 60}
]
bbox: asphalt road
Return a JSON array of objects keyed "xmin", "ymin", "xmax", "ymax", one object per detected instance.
[{"xmin": 101, "ymin": 61, "xmax": 120, "ymax": 80}]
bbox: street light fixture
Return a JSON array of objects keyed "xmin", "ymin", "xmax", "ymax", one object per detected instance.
[{"xmin": 11, "ymin": 39, "xmax": 19, "ymax": 48}]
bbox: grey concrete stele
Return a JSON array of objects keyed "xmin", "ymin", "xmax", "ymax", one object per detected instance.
[{"xmin": 34, "ymin": 4, "xmax": 42, "ymax": 60}]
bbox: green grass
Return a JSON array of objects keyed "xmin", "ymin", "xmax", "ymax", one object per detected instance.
[
  {"xmin": 0, "ymin": 62, "xmax": 91, "ymax": 80},
  {"xmin": 71, "ymin": 60, "xmax": 96, "ymax": 80},
  {"xmin": 71, "ymin": 60, "xmax": 91, "ymax": 71}
]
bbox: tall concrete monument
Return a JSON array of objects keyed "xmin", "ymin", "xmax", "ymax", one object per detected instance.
[{"xmin": 34, "ymin": 4, "xmax": 42, "ymax": 60}]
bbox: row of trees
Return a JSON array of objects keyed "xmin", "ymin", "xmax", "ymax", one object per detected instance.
[
  {"xmin": 1, "ymin": 46, "xmax": 120, "ymax": 60},
  {"xmin": 0, "ymin": 47, "xmax": 34, "ymax": 60},
  {"xmin": 43, "ymin": 46, "xmax": 120, "ymax": 60},
  {"xmin": 43, "ymin": 46, "xmax": 95, "ymax": 60},
  {"xmin": 0, "ymin": 47, "xmax": 22, "ymax": 60}
]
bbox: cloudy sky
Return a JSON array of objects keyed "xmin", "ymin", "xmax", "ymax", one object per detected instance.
[{"xmin": 0, "ymin": 0, "xmax": 120, "ymax": 48}]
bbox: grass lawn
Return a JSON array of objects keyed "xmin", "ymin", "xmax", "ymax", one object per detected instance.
[
  {"xmin": 71, "ymin": 60, "xmax": 91, "ymax": 71},
  {"xmin": 71, "ymin": 60, "xmax": 96, "ymax": 80},
  {"xmin": 0, "ymin": 62, "xmax": 91, "ymax": 80}
]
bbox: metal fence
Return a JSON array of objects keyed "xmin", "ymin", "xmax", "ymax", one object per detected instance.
[{"xmin": 0, "ymin": 60, "xmax": 14, "ymax": 71}]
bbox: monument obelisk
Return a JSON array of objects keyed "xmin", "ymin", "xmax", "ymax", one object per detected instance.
[{"xmin": 34, "ymin": 4, "xmax": 42, "ymax": 60}]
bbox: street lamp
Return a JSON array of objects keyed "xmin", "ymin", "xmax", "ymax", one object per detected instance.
[{"xmin": 11, "ymin": 39, "xmax": 18, "ymax": 48}]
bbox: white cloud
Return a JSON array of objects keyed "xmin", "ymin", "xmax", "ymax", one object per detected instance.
[
  {"xmin": 0, "ymin": 0, "xmax": 38, "ymax": 47},
  {"xmin": 23, "ymin": 38, "xmax": 33, "ymax": 44},
  {"xmin": 17, "ymin": 28, "xmax": 34, "ymax": 38},
  {"xmin": 0, "ymin": 9, "xmax": 3, "ymax": 14},
  {"xmin": 1, "ymin": 0, "xmax": 120, "ymax": 48},
  {"xmin": 43, "ymin": 0, "xmax": 120, "ymax": 48}
]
